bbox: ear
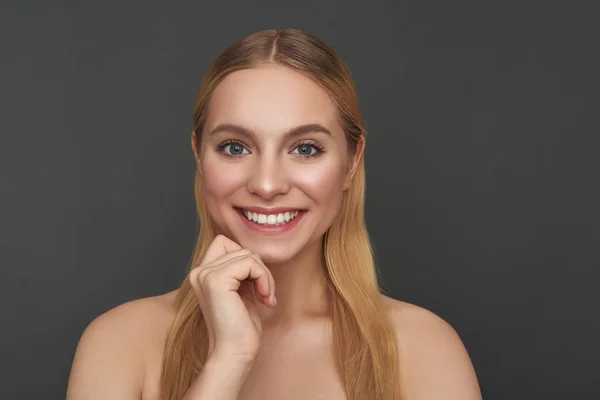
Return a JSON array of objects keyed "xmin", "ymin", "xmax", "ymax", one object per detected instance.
[
  {"xmin": 343, "ymin": 135, "xmax": 365, "ymax": 190},
  {"xmin": 191, "ymin": 130, "xmax": 202, "ymax": 176}
]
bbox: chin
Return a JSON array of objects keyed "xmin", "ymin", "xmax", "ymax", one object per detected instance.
[{"xmin": 241, "ymin": 240, "xmax": 297, "ymax": 266}]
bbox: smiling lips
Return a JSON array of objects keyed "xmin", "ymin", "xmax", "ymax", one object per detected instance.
[
  {"xmin": 235, "ymin": 206, "xmax": 306, "ymax": 228},
  {"xmin": 242, "ymin": 209, "xmax": 300, "ymax": 226}
]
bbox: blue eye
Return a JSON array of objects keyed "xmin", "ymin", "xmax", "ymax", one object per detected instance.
[
  {"xmin": 296, "ymin": 144, "xmax": 316, "ymax": 155},
  {"xmin": 226, "ymin": 143, "xmax": 245, "ymax": 155},
  {"xmin": 216, "ymin": 140, "xmax": 324, "ymax": 158},
  {"xmin": 292, "ymin": 141, "xmax": 324, "ymax": 157},
  {"xmin": 216, "ymin": 140, "xmax": 249, "ymax": 157}
]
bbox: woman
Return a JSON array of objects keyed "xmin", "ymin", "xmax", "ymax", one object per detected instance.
[{"xmin": 66, "ymin": 29, "xmax": 482, "ymax": 400}]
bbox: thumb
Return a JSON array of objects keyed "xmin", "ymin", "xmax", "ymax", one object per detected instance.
[{"xmin": 202, "ymin": 234, "xmax": 243, "ymax": 265}]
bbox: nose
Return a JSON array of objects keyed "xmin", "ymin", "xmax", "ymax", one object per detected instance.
[{"xmin": 246, "ymin": 154, "xmax": 290, "ymax": 200}]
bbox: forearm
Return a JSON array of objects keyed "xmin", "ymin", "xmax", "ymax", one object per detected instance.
[{"xmin": 181, "ymin": 356, "xmax": 252, "ymax": 400}]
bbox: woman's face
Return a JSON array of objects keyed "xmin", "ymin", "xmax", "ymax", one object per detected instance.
[{"xmin": 192, "ymin": 65, "xmax": 363, "ymax": 265}]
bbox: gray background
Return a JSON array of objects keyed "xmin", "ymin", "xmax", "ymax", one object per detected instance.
[{"xmin": 2, "ymin": 1, "xmax": 599, "ymax": 399}]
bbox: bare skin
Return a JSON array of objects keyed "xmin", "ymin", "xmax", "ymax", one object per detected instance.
[
  {"xmin": 66, "ymin": 290, "xmax": 481, "ymax": 399},
  {"xmin": 67, "ymin": 65, "xmax": 481, "ymax": 399}
]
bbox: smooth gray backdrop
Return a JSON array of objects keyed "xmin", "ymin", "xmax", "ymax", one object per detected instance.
[{"xmin": 2, "ymin": 1, "xmax": 599, "ymax": 399}]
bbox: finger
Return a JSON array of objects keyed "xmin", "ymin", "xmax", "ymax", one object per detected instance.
[
  {"xmin": 219, "ymin": 257, "xmax": 272, "ymax": 299},
  {"xmin": 192, "ymin": 250, "xmax": 254, "ymax": 285},
  {"xmin": 210, "ymin": 253, "xmax": 274, "ymax": 306},
  {"xmin": 190, "ymin": 247, "xmax": 249, "ymax": 292},
  {"xmin": 205, "ymin": 248, "xmax": 253, "ymax": 268},
  {"xmin": 248, "ymin": 254, "xmax": 275, "ymax": 304},
  {"xmin": 202, "ymin": 234, "xmax": 243, "ymax": 265}
]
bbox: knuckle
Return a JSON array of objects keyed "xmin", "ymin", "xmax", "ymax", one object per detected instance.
[
  {"xmin": 188, "ymin": 268, "xmax": 201, "ymax": 284},
  {"xmin": 197, "ymin": 267, "xmax": 212, "ymax": 282},
  {"xmin": 245, "ymin": 256, "xmax": 259, "ymax": 267},
  {"xmin": 250, "ymin": 255, "xmax": 267, "ymax": 271},
  {"xmin": 215, "ymin": 234, "xmax": 229, "ymax": 243}
]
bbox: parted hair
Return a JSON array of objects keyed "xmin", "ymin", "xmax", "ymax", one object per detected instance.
[{"xmin": 159, "ymin": 28, "xmax": 400, "ymax": 400}]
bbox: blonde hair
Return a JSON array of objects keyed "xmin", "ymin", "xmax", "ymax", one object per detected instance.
[{"xmin": 159, "ymin": 29, "xmax": 400, "ymax": 400}]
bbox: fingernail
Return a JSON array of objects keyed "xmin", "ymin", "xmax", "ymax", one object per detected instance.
[{"xmin": 273, "ymin": 295, "xmax": 277, "ymax": 305}]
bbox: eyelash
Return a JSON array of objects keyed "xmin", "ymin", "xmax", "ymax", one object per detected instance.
[{"xmin": 215, "ymin": 139, "xmax": 325, "ymax": 159}]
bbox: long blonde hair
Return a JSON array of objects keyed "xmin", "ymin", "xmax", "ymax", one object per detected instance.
[{"xmin": 159, "ymin": 29, "xmax": 400, "ymax": 400}]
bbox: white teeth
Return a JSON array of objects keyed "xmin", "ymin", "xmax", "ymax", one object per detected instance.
[{"xmin": 241, "ymin": 209, "xmax": 301, "ymax": 226}]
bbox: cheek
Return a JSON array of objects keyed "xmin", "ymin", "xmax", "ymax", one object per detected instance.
[
  {"xmin": 296, "ymin": 161, "xmax": 346, "ymax": 207},
  {"xmin": 201, "ymin": 156, "xmax": 247, "ymax": 206}
]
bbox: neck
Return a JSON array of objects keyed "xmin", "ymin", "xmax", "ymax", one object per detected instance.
[{"xmin": 256, "ymin": 237, "xmax": 332, "ymax": 328}]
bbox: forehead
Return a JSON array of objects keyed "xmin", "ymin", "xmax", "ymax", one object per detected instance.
[{"xmin": 205, "ymin": 65, "xmax": 341, "ymax": 136}]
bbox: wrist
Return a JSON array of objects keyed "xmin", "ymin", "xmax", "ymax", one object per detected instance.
[
  {"xmin": 207, "ymin": 349, "xmax": 256, "ymax": 368},
  {"xmin": 205, "ymin": 353, "xmax": 254, "ymax": 374}
]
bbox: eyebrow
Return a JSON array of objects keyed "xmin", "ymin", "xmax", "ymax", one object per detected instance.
[{"xmin": 209, "ymin": 123, "xmax": 331, "ymax": 141}]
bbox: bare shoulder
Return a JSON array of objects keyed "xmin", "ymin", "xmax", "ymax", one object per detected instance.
[
  {"xmin": 380, "ymin": 294, "xmax": 482, "ymax": 400},
  {"xmin": 66, "ymin": 289, "xmax": 179, "ymax": 400}
]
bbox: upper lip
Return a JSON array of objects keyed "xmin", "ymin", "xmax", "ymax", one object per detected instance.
[{"xmin": 237, "ymin": 206, "xmax": 306, "ymax": 214}]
